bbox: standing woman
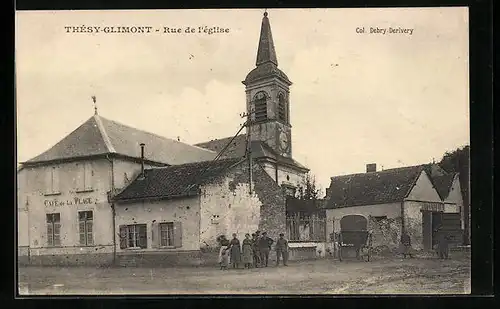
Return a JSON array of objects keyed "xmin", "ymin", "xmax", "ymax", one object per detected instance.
[
  {"xmin": 229, "ymin": 233, "xmax": 242, "ymax": 269},
  {"xmin": 242, "ymin": 233, "xmax": 254, "ymax": 269},
  {"xmin": 218, "ymin": 235, "xmax": 230, "ymax": 270}
]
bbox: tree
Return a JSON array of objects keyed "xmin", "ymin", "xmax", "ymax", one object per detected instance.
[
  {"xmin": 296, "ymin": 172, "xmax": 322, "ymax": 200},
  {"xmin": 438, "ymin": 145, "xmax": 470, "ymax": 244},
  {"xmin": 438, "ymin": 145, "xmax": 469, "ymax": 203}
]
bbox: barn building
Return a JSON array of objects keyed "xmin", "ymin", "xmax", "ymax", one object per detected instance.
[{"xmin": 324, "ymin": 164, "xmax": 462, "ymax": 252}]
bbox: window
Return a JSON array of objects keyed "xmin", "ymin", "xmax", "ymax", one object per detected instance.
[
  {"xmin": 278, "ymin": 93, "xmax": 287, "ymax": 123},
  {"xmin": 45, "ymin": 167, "xmax": 60, "ymax": 195},
  {"xmin": 76, "ymin": 162, "xmax": 93, "ymax": 192},
  {"xmin": 160, "ymin": 222, "xmax": 174, "ymax": 247},
  {"xmin": 119, "ymin": 224, "xmax": 147, "ymax": 249},
  {"xmin": 151, "ymin": 221, "xmax": 183, "ymax": 248},
  {"xmin": 78, "ymin": 211, "xmax": 94, "ymax": 246},
  {"xmin": 253, "ymin": 92, "xmax": 267, "ymax": 122},
  {"xmin": 46, "ymin": 213, "xmax": 61, "ymax": 246}
]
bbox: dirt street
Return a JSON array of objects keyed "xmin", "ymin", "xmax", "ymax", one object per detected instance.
[{"xmin": 18, "ymin": 252, "xmax": 470, "ymax": 295}]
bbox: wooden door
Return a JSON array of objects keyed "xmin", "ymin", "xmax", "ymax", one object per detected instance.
[{"xmin": 422, "ymin": 210, "xmax": 432, "ymax": 251}]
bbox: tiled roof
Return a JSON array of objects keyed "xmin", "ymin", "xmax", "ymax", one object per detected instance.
[
  {"xmin": 325, "ymin": 165, "xmax": 425, "ymax": 209},
  {"xmin": 195, "ymin": 135, "xmax": 248, "ymax": 158},
  {"xmin": 113, "ymin": 158, "xmax": 244, "ymax": 201},
  {"xmin": 23, "ymin": 115, "xmax": 217, "ymax": 165},
  {"xmin": 195, "ymin": 135, "xmax": 308, "ymax": 171},
  {"xmin": 430, "ymin": 173, "xmax": 457, "ymax": 200}
]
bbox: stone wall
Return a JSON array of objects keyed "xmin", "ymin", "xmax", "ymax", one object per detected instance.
[
  {"xmin": 29, "ymin": 252, "xmax": 114, "ymax": 267},
  {"xmin": 116, "ymin": 251, "xmax": 219, "ymax": 267},
  {"xmin": 367, "ymin": 216, "xmax": 403, "ymax": 254},
  {"xmin": 199, "ymin": 163, "xmax": 262, "ymax": 248},
  {"xmin": 253, "ymin": 164, "xmax": 287, "ymax": 242}
]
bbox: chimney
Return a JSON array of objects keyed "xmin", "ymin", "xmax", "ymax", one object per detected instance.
[
  {"xmin": 366, "ymin": 163, "xmax": 376, "ymax": 173},
  {"xmin": 140, "ymin": 143, "xmax": 145, "ymax": 178}
]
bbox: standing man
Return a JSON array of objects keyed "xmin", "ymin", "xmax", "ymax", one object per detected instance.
[
  {"xmin": 276, "ymin": 233, "xmax": 289, "ymax": 266},
  {"xmin": 259, "ymin": 232, "xmax": 274, "ymax": 267},
  {"xmin": 438, "ymin": 231, "xmax": 450, "ymax": 260},
  {"xmin": 252, "ymin": 233, "xmax": 261, "ymax": 268}
]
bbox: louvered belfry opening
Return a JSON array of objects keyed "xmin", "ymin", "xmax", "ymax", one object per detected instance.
[{"xmin": 254, "ymin": 91, "xmax": 268, "ymax": 122}]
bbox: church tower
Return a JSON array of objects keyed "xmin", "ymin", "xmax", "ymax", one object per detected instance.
[{"xmin": 242, "ymin": 12, "xmax": 293, "ymax": 158}]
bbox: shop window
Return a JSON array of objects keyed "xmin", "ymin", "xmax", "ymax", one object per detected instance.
[
  {"xmin": 46, "ymin": 213, "xmax": 61, "ymax": 246},
  {"xmin": 78, "ymin": 211, "xmax": 94, "ymax": 246}
]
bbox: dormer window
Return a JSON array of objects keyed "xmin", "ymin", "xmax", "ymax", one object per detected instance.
[
  {"xmin": 278, "ymin": 92, "xmax": 287, "ymax": 123},
  {"xmin": 254, "ymin": 91, "xmax": 268, "ymax": 122}
]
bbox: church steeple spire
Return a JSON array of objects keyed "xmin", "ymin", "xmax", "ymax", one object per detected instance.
[{"xmin": 256, "ymin": 11, "xmax": 278, "ymax": 67}]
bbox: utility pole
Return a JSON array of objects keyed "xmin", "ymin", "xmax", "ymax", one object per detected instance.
[{"xmin": 241, "ymin": 111, "xmax": 253, "ymax": 195}]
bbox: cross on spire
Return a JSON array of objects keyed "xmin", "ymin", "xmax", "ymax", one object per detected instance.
[
  {"xmin": 91, "ymin": 95, "xmax": 98, "ymax": 115},
  {"xmin": 256, "ymin": 9, "xmax": 278, "ymax": 67}
]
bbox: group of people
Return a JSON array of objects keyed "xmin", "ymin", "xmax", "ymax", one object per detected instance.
[
  {"xmin": 217, "ymin": 231, "xmax": 289, "ymax": 270},
  {"xmin": 400, "ymin": 231, "xmax": 451, "ymax": 260}
]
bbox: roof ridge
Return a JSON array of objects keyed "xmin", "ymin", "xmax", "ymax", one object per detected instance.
[
  {"xmin": 98, "ymin": 115, "xmax": 216, "ymax": 154},
  {"xmin": 148, "ymin": 157, "xmax": 241, "ymax": 170},
  {"xmin": 330, "ymin": 164, "xmax": 424, "ymax": 180},
  {"xmin": 93, "ymin": 115, "xmax": 116, "ymax": 153},
  {"xmin": 194, "ymin": 134, "xmax": 246, "ymax": 146}
]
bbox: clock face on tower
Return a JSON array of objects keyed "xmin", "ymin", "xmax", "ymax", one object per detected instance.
[{"xmin": 278, "ymin": 130, "xmax": 289, "ymax": 155}]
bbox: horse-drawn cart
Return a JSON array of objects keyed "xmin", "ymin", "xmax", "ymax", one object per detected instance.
[{"xmin": 336, "ymin": 215, "xmax": 373, "ymax": 262}]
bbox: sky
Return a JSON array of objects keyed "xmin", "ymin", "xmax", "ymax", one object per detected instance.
[{"xmin": 15, "ymin": 8, "xmax": 469, "ymax": 192}]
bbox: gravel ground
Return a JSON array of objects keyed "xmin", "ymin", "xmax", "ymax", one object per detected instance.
[{"xmin": 18, "ymin": 252, "xmax": 470, "ymax": 295}]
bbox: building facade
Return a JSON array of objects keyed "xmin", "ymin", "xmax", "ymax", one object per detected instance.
[
  {"xmin": 17, "ymin": 114, "xmax": 216, "ymax": 266},
  {"xmin": 324, "ymin": 164, "xmax": 461, "ymax": 252},
  {"xmin": 111, "ymin": 158, "xmax": 286, "ymax": 267}
]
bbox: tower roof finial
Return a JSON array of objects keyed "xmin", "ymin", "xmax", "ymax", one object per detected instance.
[
  {"xmin": 91, "ymin": 95, "xmax": 98, "ymax": 115},
  {"xmin": 256, "ymin": 9, "xmax": 278, "ymax": 67}
]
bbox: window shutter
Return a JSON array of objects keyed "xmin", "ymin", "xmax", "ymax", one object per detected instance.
[
  {"xmin": 84, "ymin": 162, "xmax": 93, "ymax": 190},
  {"xmin": 86, "ymin": 221, "xmax": 94, "ymax": 245},
  {"xmin": 79, "ymin": 221, "xmax": 86, "ymax": 245},
  {"xmin": 47, "ymin": 224, "xmax": 53, "ymax": 246},
  {"xmin": 139, "ymin": 224, "xmax": 148, "ymax": 249},
  {"xmin": 119, "ymin": 225, "xmax": 127, "ymax": 249},
  {"xmin": 76, "ymin": 163, "xmax": 83, "ymax": 192},
  {"xmin": 45, "ymin": 169, "xmax": 52, "ymax": 194},
  {"xmin": 53, "ymin": 223, "xmax": 61, "ymax": 246},
  {"xmin": 151, "ymin": 221, "xmax": 159, "ymax": 248},
  {"xmin": 173, "ymin": 222, "xmax": 183, "ymax": 248},
  {"xmin": 53, "ymin": 167, "xmax": 60, "ymax": 193}
]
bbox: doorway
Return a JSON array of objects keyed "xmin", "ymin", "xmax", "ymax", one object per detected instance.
[{"xmin": 422, "ymin": 210, "xmax": 432, "ymax": 251}]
